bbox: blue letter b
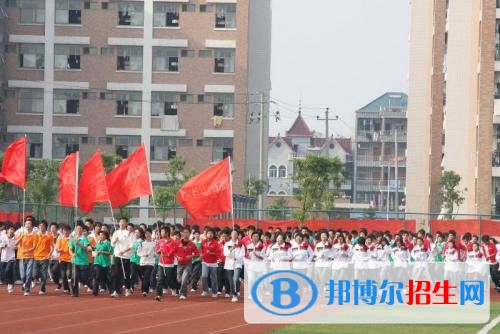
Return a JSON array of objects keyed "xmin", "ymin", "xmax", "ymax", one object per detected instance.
[{"xmin": 270, "ymin": 278, "xmax": 301, "ymax": 309}]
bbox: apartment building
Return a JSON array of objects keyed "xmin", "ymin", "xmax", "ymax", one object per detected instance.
[
  {"xmin": 353, "ymin": 92, "xmax": 407, "ymax": 212},
  {"xmin": 407, "ymin": 0, "xmax": 495, "ymax": 225},
  {"xmin": 0, "ymin": 0, "xmax": 272, "ymax": 220}
]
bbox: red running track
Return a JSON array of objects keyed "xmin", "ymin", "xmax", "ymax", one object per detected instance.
[{"xmin": 0, "ymin": 285, "xmax": 282, "ymax": 334}]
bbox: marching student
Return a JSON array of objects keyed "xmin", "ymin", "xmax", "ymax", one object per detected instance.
[
  {"xmin": 175, "ymin": 227, "xmax": 199, "ymax": 300},
  {"xmin": 69, "ymin": 224, "xmax": 91, "ymax": 297},
  {"xmin": 49, "ymin": 222, "xmax": 61, "ymax": 290},
  {"xmin": 0, "ymin": 224, "xmax": 17, "ymax": 293},
  {"xmin": 411, "ymin": 237, "xmax": 430, "ymax": 280},
  {"xmin": 190, "ymin": 230, "xmax": 202, "ymax": 292},
  {"xmin": 291, "ymin": 233, "xmax": 314, "ymax": 278},
  {"xmin": 365, "ymin": 236, "xmax": 379, "ymax": 281},
  {"xmin": 392, "ymin": 239, "xmax": 410, "ymax": 283},
  {"xmin": 33, "ymin": 220, "xmax": 54, "ymax": 295},
  {"xmin": 223, "ymin": 230, "xmax": 244, "ymax": 302},
  {"xmin": 377, "ymin": 237, "xmax": 392, "ymax": 281},
  {"xmin": 314, "ymin": 232, "xmax": 334, "ymax": 290},
  {"xmin": 217, "ymin": 229, "xmax": 229, "ymax": 297},
  {"xmin": 201, "ymin": 228, "xmax": 220, "ymax": 298},
  {"xmin": 352, "ymin": 237, "xmax": 368, "ymax": 281},
  {"xmin": 137, "ymin": 228, "xmax": 156, "ymax": 297},
  {"xmin": 16, "ymin": 218, "xmax": 38, "ymax": 296},
  {"xmin": 155, "ymin": 226, "xmax": 177, "ymax": 301},
  {"xmin": 245, "ymin": 232, "xmax": 266, "ymax": 301},
  {"xmin": 130, "ymin": 228, "xmax": 144, "ymax": 293},
  {"xmin": 267, "ymin": 234, "xmax": 292, "ymax": 271},
  {"xmin": 332, "ymin": 235, "xmax": 351, "ymax": 280},
  {"xmin": 466, "ymin": 242, "xmax": 487, "ymax": 281},
  {"xmin": 482, "ymin": 235, "xmax": 500, "ymax": 292},
  {"xmin": 56, "ymin": 225, "xmax": 72, "ymax": 293},
  {"xmin": 92, "ymin": 230, "xmax": 113, "ymax": 296},
  {"xmin": 443, "ymin": 240, "xmax": 460, "ymax": 287},
  {"xmin": 110, "ymin": 218, "xmax": 134, "ymax": 297}
]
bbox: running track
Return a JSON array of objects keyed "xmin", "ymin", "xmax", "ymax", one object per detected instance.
[{"xmin": 0, "ymin": 286, "xmax": 281, "ymax": 334}]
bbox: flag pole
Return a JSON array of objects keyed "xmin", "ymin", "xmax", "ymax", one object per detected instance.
[
  {"xmin": 145, "ymin": 144, "xmax": 159, "ymax": 224},
  {"xmin": 228, "ymin": 156, "xmax": 235, "ymax": 231},
  {"xmin": 22, "ymin": 134, "xmax": 27, "ymax": 223},
  {"xmin": 74, "ymin": 151, "xmax": 79, "ymax": 223}
]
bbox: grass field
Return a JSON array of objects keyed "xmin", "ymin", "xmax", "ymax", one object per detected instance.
[{"xmin": 270, "ymin": 301, "xmax": 500, "ymax": 334}]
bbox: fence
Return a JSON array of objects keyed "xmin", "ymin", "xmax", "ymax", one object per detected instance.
[{"xmin": 0, "ymin": 201, "xmax": 498, "ymax": 236}]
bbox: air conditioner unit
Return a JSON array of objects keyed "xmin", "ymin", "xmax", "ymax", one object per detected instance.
[{"xmin": 161, "ymin": 115, "xmax": 179, "ymax": 131}]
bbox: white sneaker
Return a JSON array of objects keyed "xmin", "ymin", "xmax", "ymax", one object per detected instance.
[
  {"xmin": 125, "ymin": 289, "xmax": 131, "ymax": 297},
  {"xmin": 179, "ymin": 295, "xmax": 186, "ymax": 300},
  {"xmin": 38, "ymin": 291, "xmax": 45, "ymax": 295},
  {"xmin": 171, "ymin": 291, "xmax": 178, "ymax": 296},
  {"xmin": 212, "ymin": 293, "xmax": 218, "ymax": 298},
  {"xmin": 225, "ymin": 293, "xmax": 231, "ymax": 298},
  {"xmin": 23, "ymin": 292, "xmax": 30, "ymax": 296},
  {"xmin": 111, "ymin": 291, "xmax": 119, "ymax": 298},
  {"xmin": 190, "ymin": 288, "xmax": 196, "ymax": 292},
  {"xmin": 231, "ymin": 296, "xmax": 238, "ymax": 303},
  {"xmin": 31, "ymin": 282, "xmax": 35, "ymax": 289},
  {"xmin": 162, "ymin": 289, "xmax": 168, "ymax": 294},
  {"xmin": 99, "ymin": 289, "xmax": 105, "ymax": 293},
  {"xmin": 201, "ymin": 291, "xmax": 208, "ymax": 297},
  {"xmin": 87, "ymin": 288, "xmax": 92, "ymax": 293},
  {"xmin": 217, "ymin": 291, "xmax": 222, "ymax": 295},
  {"xmin": 7, "ymin": 284, "xmax": 13, "ymax": 294}
]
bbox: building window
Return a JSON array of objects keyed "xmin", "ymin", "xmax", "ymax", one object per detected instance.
[
  {"xmin": 152, "ymin": 92, "xmax": 177, "ymax": 116},
  {"xmin": 118, "ymin": 1, "xmax": 144, "ymax": 26},
  {"xmin": 151, "ymin": 136, "xmax": 176, "ymax": 161},
  {"xmin": 215, "ymin": 3, "xmax": 236, "ymax": 28},
  {"xmin": 116, "ymin": 91, "xmax": 142, "ymax": 116},
  {"xmin": 55, "ymin": 44, "xmax": 81, "ymax": 69},
  {"xmin": 213, "ymin": 93, "xmax": 234, "ymax": 118},
  {"xmin": 178, "ymin": 138, "xmax": 193, "ymax": 147},
  {"xmin": 19, "ymin": 0, "xmax": 45, "ymax": 24},
  {"xmin": 212, "ymin": 138, "xmax": 233, "ymax": 162},
  {"xmin": 152, "ymin": 47, "xmax": 179, "ymax": 72},
  {"xmin": 199, "ymin": 50, "xmax": 213, "ymax": 58},
  {"xmin": 116, "ymin": 46, "xmax": 143, "ymax": 71},
  {"xmin": 214, "ymin": 49, "xmax": 235, "ymax": 73},
  {"xmin": 278, "ymin": 165, "xmax": 287, "ymax": 178},
  {"xmin": 19, "ymin": 43, "xmax": 44, "ymax": 69},
  {"xmin": 153, "ymin": 2, "xmax": 179, "ymax": 27},
  {"xmin": 18, "ymin": 88, "xmax": 43, "ymax": 114},
  {"xmin": 269, "ymin": 165, "xmax": 277, "ymax": 178},
  {"xmin": 114, "ymin": 135, "xmax": 140, "ymax": 158},
  {"xmin": 54, "ymin": 90, "xmax": 80, "ymax": 114},
  {"xmin": 10, "ymin": 133, "xmax": 43, "ymax": 158},
  {"xmin": 55, "ymin": 0, "xmax": 81, "ymax": 24},
  {"xmin": 53, "ymin": 134, "xmax": 80, "ymax": 159}
]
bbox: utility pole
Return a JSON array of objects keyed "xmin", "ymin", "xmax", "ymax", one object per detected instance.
[
  {"xmin": 258, "ymin": 92, "xmax": 265, "ymax": 220},
  {"xmin": 317, "ymin": 108, "xmax": 339, "ymax": 157},
  {"xmin": 395, "ymin": 128, "xmax": 398, "ymax": 219}
]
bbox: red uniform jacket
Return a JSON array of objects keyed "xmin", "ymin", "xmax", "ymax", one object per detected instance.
[
  {"xmin": 156, "ymin": 238, "xmax": 176, "ymax": 265},
  {"xmin": 175, "ymin": 239, "xmax": 200, "ymax": 265},
  {"xmin": 201, "ymin": 239, "xmax": 220, "ymax": 264}
]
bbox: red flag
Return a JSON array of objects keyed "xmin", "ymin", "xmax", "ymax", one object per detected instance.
[
  {"xmin": 78, "ymin": 150, "xmax": 109, "ymax": 213},
  {"xmin": 0, "ymin": 137, "xmax": 27, "ymax": 189},
  {"xmin": 177, "ymin": 157, "xmax": 232, "ymax": 219},
  {"xmin": 58, "ymin": 152, "xmax": 78, "ymax": 207},
  {"xmin": 107, "ymin": 144, "xmax": 152, "ymax": 208}
]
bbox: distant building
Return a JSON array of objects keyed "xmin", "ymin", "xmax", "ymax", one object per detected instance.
[
  {"xmin": 353, "ymin": 92, "xmax": 407, "ymax": 211},
  {"xmin": 267, "ymin": 111, "xmax": 353, "ymax": 201}
]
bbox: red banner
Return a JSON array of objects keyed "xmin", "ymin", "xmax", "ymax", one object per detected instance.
[{"xmin": 431, "ymin": 219, "xmax": 500, "ymax": 236}]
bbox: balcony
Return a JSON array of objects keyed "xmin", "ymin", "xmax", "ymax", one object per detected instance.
[
  {"xmin": 379, "ymin": 130, "xmax": 407, "ymax": 142},
  {"xmin": 356, "ymin": 154, "xmax": 407, "ymax": 168},
  {"xmin": 355, "ymin": 178, "xmax": 406, "ymax": 192}
]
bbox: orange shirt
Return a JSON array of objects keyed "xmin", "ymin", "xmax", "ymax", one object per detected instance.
[
  {"xmin": 16, "ymin": 232, "xmax": 38, "ymax": 259},
  {"xmin": 87, "ymin": 235, "xmax": 97, "ymax": 263},
  {"xmin": 34, "ymin": 232, "xmax": 54, "ymax": 261},
  {"xmin": 56, "ymin": 237, "xmax": 71, "ymax": 263}
]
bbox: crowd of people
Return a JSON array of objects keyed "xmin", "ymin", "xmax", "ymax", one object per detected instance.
[{"xmin": 0, "ymin": 216, "xmax": 499, "ymax": 303}]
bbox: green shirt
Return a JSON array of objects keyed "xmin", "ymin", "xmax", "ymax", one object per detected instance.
[
  {"xmin": 94, "ymin": 240, "xmax": 113, "ymax": 268},
  {"xmin": 130, "ymin": 240, "xmax": 142, "ymax": 265},
  {"xmin": 69, "ymin": 236, "xmax": 90, "ymax": 266},
  {"xmin": 192, "ymin": 241, "xmax": 201, "ymax": 263}
]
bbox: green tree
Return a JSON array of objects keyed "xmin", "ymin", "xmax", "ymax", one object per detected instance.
[
  {"xmin": 153, "ymin": 156, "xmax": 196, "ymax": 222},
  {"xmin": 244, "ymin": 177, "xmax": 268, "ymax": 197},
  {"xmin": 267, "ymin": 197, "xmax": 289, "ymax": 220},
  {"xmin": 101, "ymin": 154, "xmax": 123, "ymax": 173},
  {"xmin": 439, "ymin": 170, "xmax": 467, "ymax": 219},
  {"xmin": 27, "ymin": 160, "xmax": 60, "ymax": 217},
  {"xmin": 292, "ymin": 155, "xmax": 346, "ymax": 225}
]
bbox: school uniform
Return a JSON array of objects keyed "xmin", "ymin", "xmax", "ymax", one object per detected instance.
[
  {"xmin": 244, "ymin": 241, "xmax": 266, "ymax": 300},
  {"xmin": 0, "ymin": 233, "xmax": 17, "ymax": 291},
  {"xmin": 137, "ymin": 239, "xmax": 155, "ymax": 294},
  {"xmin": 223, "ymin": 239, "xmax": 244, "ymax": 297},
  {"xmin": 56, "ymin": 236, "xmax": 71, "ymax": 292},
  {"xmin": 175, "ymin": 239, "xmax": 199, "ymax": 297},
  {"xmin": 156, "ymin": 238, "xmax": 178, "ymax": 298},
  {"xmin": 267, "ymin": 243, "xmax": 292, "ymax": 271},
  {"xmin": 201, "ymin": 238, "xmax": 220, "ymax": 295},
  {"xmin": 92, "ymin": 239, "xmax": 112, "ymax": 296},
  {"xmin": 69, "ymin": 235, "xmax": 90, "ymax": 297},
  {"xmin": 33, "ymin": 232, "xmax": 54, "ymax": 293}
]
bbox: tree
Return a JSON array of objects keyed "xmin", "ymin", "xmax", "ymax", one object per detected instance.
[
  {"xmin": 27, "ymin": 160, "xmax": 60, "ymax": 217},
  {"xmin": 244, "ymin": 177, "xmax": 268, "ymax": 197},
  {"xmin": 439, "ymin": 170, "xmax": 467, "ymax": 219},
  {"xmin": 101, "ymin": 154, "xmax": 123, "ymax": 173},
  {"xmin": 267, "ymin": 197, "xmax": 289, "ymax": 220},
  {"xmin": 153, "ymin": 156, "xmax": 196, "ymax": 222},
  {"xmin": 292, "ymin": 155, "xmax": 347, "ymax": 225}
]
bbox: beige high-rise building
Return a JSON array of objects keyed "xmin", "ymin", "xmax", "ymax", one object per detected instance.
[
  {"xmin": 407, "ymin": 0, "xmax": 496, "ymax": 226},
  {"xmin": 0, "ymin": 0, "xmax": 272, "ymax": 221}
]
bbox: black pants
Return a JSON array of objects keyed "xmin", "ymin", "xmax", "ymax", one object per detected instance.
[
  {"xmin": 72, "ymin": 265, "xmax": 88, "ymax": 297},
  {"xmin": 217, "ymin": 263, "xmax": 229, "ymax": 293},
  {"xmin": 34, "ymin": 260, "xmax": 49, "ymax": 292},
  {"xmin": 111, "ymin": 257, "xmax": 131, "ymax": 294},
  {"xmin": 140, "ymin": 265, "xmax": 153, "ymax": 294},
  {"xmin": 60, "ymin": 261, "xmax": 72, "ymax": 292},
  {"xmin": 2, "ymin": 261, "xmax": 15, "ymax": 285},
  {"xmin": 156, "ymin": 266, "xmax": 178, "ymax": 297},
  {"xmin": 490, "ymin": 263, "xmax": 500, "ymax": 289},
  {"xmin": 93, "ymin": 265, "xmax": 109, "ymax": 296},
  {"xmin": 130, "ymin": 262, "xmax": 142, "ymax": 289},
  {"xmin": 50, "ymin": 260, "xmax": 61, "ymax": 288},
  {"xmin": 190, "ymin": 261, "xmax": 202, "ymax": 290}
]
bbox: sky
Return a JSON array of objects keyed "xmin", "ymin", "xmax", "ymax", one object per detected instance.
[{"xmin": 270, "ymin": 0, "xmax": 410, "ymax": 138}]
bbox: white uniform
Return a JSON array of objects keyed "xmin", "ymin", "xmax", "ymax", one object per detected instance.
[
  {"xmin": 245, "ymin": 242, "xmax": 267, "ymax": 273},
  {"xmin": 291, "ymin": 241, "xmax": 314, "ymax": 270},
  {"xmin": 137, "ymin": 240, "xmax": 156, "ymax": 266},
  {"xmin": 314, "ymin": 241, "xmax": 334, "ymax": 268},
  {"xmin": 111, "ymin": 229, "xmax": 135, "ymax": 259},
  {"xmin": 466, "ymin": 250, "xmax": 486, "ymax": 275},
  {"xmin": 411, "ymin": 245, "xmax": 429, "ymax": 269},
  {"xmin": 392, "ymin": 247, "xmax": 410, "ymax": 268},
  {"xmin": 352, "ymin": 244, "xmax": 369, "ymax": 270},
  {"xmin": 267, "ymin": 243, "xmax": 292, "ymax": 271},
  {"xmin": 223, "ymin": 239, "xmax": 245, "ymax": 270},
  {"xmin": 331, "ymin": 243, "xmax": 351, "ymax": 270},
  {"xmin": 444, "ymin": 249, "xmax": 460, "ymax": 273},
  {"xmin": 0, "ymin": 234, "xmax": 16, "ymax": 262}
]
